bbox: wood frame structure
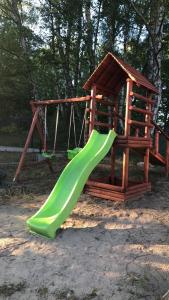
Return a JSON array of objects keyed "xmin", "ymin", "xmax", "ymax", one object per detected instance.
[
  {"xmin": 14, "ymin": 52, "xmax": 169, "ymax": 202},
  {"xmin": 83, "ymin": 53, "xmax": 169, "ymax": 201}
]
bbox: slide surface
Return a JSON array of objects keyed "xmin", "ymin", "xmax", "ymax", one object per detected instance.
[{"xmin": 27, "ymin": 129, "xmax": 116, "ymax": 239}]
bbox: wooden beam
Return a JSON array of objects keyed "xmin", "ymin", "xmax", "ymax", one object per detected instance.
[
  {"xmin": 86, "ymin": 120, "xmax": 112, "ymax": 129},
  {"xmin": 111, "ymin": 146, "xmax": 116, "ymax": 184},
  {"xmin": 125, "ymin": 79, "xmax": 133, "ymax": 136},
  {"xmin": 108, "ymin": 105, "xmax": 112, "ymax": 128},
  {"xmin": 117, "ymin": 135, "xmax": 151, "ymax": 141},
  {"xmin": 126, "ymin": 184, "xmax": 151, "ymax": 196},
  {"xmin": 151, "ymin": 120, "xmax": 169, "ymax": 141},
  {"xmin": 13, "ymin": 107, "xmax": 40, "ymax": 181},
  {"xmin": 86, "ymin": 108, "xmax": 111, "ymax": 117},
  {"xmin": 127, "ymin": 182, "xmax": 150, "ymax": 191},
  {"xmin": 85, "ymin": 191, "xmax": 125, "ymax": 202},
  {"xmin": 135, "ymin": 128, "xmax": 139, "ymax": 137},
  {"xmin": 113, "ymin": 94, "xmax": 118, "ymax": 130},
  {"xmin": 129, "ymin": 105, "xmax": 153, "ymax": 116},
  {"xmin": 166, "ymin": 141, "xmax": 169, "ymax": 177},
  {"xmin": 31, "ymin": 95, "xmax": 92, "ymax": 106},
  {"xmin": 86, "ymin": 180, "xmax": 123, "ymax": 192},
  {"xmin": 155, "ymin": 131, "xmax": 160, "ymax": 154},
  {"xmin": 128, "ymin": 120, "xmax": 153, "ymax": 128},
  {"xmin": 31, "ymin": 103, "xmax": 54, "ymax": 174},
  {"xmin": 145, "ymin": 98, "xmax": 150, "ymax": 138},
  {"xmin": 144, "ymin": 148, "xmax": 149, "ymax": 183},
  {"xmin": 117, "ymin": 142, "xmax": 151, "ymax": 148},
  {"xmin": 94, "ymin": 121, "xmax": 112, "ymax": 128},
  {"xmin": 85, "ymin": 187, "xmax": 124, "ymax": 200},
  {"xmin": 130, "ymin": 92, "xmax": 154, "ymax": 104},
  {"xmin": 122, "ymin": 147, "xmax": 129, "ymax": 190},
  {"xmin": 89, "ymin": 85, "xmax": 97, "ymax": 135}
]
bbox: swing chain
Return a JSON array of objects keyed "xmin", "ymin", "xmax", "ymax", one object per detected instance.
[
  {"xmin": 44, "ymin": 105, "xmax": 47, "ymax": 151},
  {"xmin": 67, "ymin": 104, "xmax": 73, "ymax": 150},
  {"xmin": 78, "ymin": 102, "xmax": 87, "ymax": 147},
  {"xmin": 53, "ymin": 104, "xmax": 60, "ymax": 154},
  {"xmin": 43, "ymin": 104, "xmax": 60, "ymax": 158},
  {"xmin": 68, "ymin": 102, "xmax": 87, "ymax": 150},
  {"xmin": 72, "ymin": 104, "xmax": 77, "ymax": 148}
]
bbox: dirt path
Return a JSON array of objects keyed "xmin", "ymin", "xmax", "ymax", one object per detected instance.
[{"xmin": 0, "ymin": 161, "xmax": 169, "ymax": 299}]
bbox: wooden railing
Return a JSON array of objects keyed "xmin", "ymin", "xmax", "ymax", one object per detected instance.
[
  {"xmin": 151, "ymin": 120, "xmax": 169, "ymax": 176},
  {"xmin": 113, "ymin": 110, "xmax": 169, "ymax": 175},
  {"xmin": 87, "ymin": 93, "xmax": 169, "ymax": 176}
]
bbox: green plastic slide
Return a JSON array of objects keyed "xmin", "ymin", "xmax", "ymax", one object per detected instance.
[{"xmin": 27, "ymin": 129, "xmax": 116, "ymax": 239}]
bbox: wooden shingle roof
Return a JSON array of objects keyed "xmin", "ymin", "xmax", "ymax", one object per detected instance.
[{"xmin": 83, "ymin": 52, "xmax": 158, "ymax": 95}]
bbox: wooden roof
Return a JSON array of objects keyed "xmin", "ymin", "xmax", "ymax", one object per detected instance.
[{"xmin": 83, "ymin": 52, "xmax": 158, "ymax": 95}]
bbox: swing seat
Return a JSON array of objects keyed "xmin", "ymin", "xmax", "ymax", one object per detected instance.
[
  {"xmin": 67, "ymin": 147, "xmax": 82, "ymax": 160},
  {"xmin": 41, "ymin": 151, "xmax": 56, "ymax": 159}
]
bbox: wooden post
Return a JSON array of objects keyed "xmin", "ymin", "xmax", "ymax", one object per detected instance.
[
  {"xmin": 155, "ymin": 131, "xmax": 160, "ymax": 154},
  {"xmin": 31, "ymin": 103, "xmax": 44, "ymax": 145},
  {"xmin": 13, "ymin": 106, "xmax": 40, "ymax": 182},
  {"xmin": 145, "ymin": 102, "xmax": 151, "ymax": 138},
  {"xmin": 31, "ymin": 103, "xmax": 54, "ymax": 173},
  {"xmin": 124, "ymin": 79, "xmax": 133, "ymax": 136},
  {"xmin": 144, "ymin": 92, "xmax": 152, "ymax": 183},
  {"xmin": 111, "ymin": 94, "xmax": 118, "ymax": 184},
  {"xmin": 113, "ymin": 94, "xmax": 118, "ymax": 130},
  {"xmin": 89, "ymin": 85, "xmax": 97, "ymax": 136},
  {"xmin": 122, "ymin": 79, "xmax": 133, "ymax": 190},
  {"xmin": 166, "ymin": 141, "xmax": 169, "ymax": 177},
  {"xmin": 111, "ymin": 146, "xmax": 116, "ymax": 184},
  {"xmin": 122, "ymin": 148, "xmax": 129, "ymax": 190},
  {"xmin": 135, "ymin": 128, "xmax": 139, "ymax": 137},
  {"xmin": 144, "ymin": 148, "xmax": 149, "ymax": 183},
  {"xmin": 84, "ymin": 101, "xmax": 90, "ymax": 143},
  {"xmin": 108, "ymin": 105, "xmax": 112, "ymax": 128}
]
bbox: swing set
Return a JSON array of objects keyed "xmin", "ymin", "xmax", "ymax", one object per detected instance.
[
  {"xmin": 41, "ymin": 102, "xmax": 86, "ymax": 160},
  {"xmin": 14, "ymin": 52, "xmax": 169, "ymax": 203},
  {"xmin": 13, "ymin": 96, "xmax": 93, "ymax": 182}
]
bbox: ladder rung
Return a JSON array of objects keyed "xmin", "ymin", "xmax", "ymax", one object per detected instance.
[
  {"xmin": 85, "ymin": 120, "xmax": 112, "ymax": 128},
  {"xmin": 94, "ymin": 121, "xmax": 112, "ymax": 128},
  {"xmin": 130, "ymin": 92, "xmax": 154, "ymax": 104},
  {"xmin": 86, "ymin": 108, "xmax": 111, "ymax": 117},
  {"xmin": 129, "ymin": 106, "xmax": 153, "ymax": 116},
  {"xmin": 128, "ymin": 120, "xmax": 153, "ymax": 128}
]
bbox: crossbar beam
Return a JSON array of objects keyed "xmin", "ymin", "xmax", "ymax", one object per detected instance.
[{"xmin": 30, "ymin": 96, "xmax": 92, "ymax": 106}]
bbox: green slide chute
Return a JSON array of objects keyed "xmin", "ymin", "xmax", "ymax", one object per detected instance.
[{"xmin": 27, "ymin": 129, "xmax": 116, "ymax": 239}]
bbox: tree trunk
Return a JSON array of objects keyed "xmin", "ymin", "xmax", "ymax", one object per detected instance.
[
  {"xmin": 148, "ymin": 1, "xmax": 165, "ymax": 121},
  {"xmin": 84, "ymin": 0, "xmax": 95, "ymax": 72}
]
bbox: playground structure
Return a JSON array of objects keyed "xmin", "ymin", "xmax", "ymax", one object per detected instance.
[{"xmin": 14, "ymin": 52, "xmax": 169, "ymax": 202}]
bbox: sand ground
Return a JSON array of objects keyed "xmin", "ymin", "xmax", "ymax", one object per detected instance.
[{"xmin": 0, "ymin": 156, "xmax": 169, "ymax": 300}]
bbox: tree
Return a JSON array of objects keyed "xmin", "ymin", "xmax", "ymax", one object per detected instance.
[{"xmin": 128, "ymin": 0, "xmax": 168, "ymax": 122}]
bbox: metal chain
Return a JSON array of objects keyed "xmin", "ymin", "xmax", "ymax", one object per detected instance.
[
  {"xmin": 67, "ymin": 104, "xmax": 73, "ymax": 149},
  {"xmin": 72, "ymin": 105, "xmax": 77, "ymax": 148},
  {"xmin": 78, "ymin": 103, "xmax": 87, "ymax": 147},
  {"xmin": 67, "ymin": 104, "xmax": 77, "ymax": 149},
  {"xmin": 53, "ymin": 104, "xmax": 60, "ymax": 154},
  {"xmin": 44, "ymin": 106, "xmax": 47, "ymax": 151}
]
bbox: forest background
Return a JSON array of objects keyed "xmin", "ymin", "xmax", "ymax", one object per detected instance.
[{"xmin": 0, "ymin": 0, "xmax": 169, "ymax": 147}]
